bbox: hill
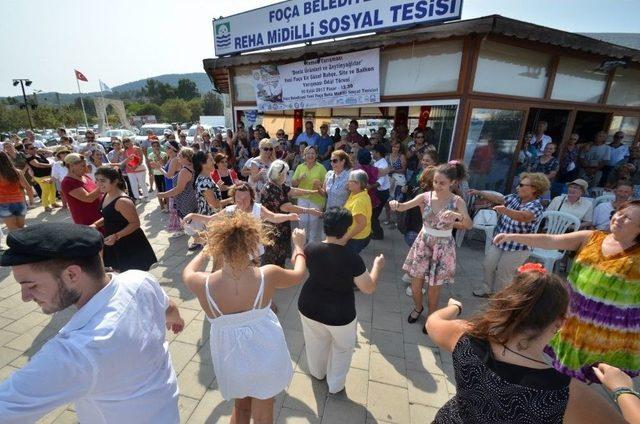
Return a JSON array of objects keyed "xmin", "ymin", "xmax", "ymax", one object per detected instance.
[{"xmin": 3, "ymin": 72, "xmax": 215, "ymax": 106}]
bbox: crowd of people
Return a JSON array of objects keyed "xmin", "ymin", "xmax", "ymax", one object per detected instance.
[{"xmin": 0, "ymin": 120, "xmax": 639, "ymax": 423}]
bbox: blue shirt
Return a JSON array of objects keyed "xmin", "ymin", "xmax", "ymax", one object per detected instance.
[
  {"xmin": 295, "ymin": 131, "xmax": 320, "ymax": 147},
  {"xmin": 316, "ymin": 135, "xmax": 333, "ymax": 157}
]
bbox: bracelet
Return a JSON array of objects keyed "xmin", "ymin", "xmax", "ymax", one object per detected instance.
[
  {"xmin": 293, "ymin": 253, "xmax": 306, "ymax": 262},
  {"xmin": 612, "ymin": 387, "xmax": 640, "ymax": 404}
]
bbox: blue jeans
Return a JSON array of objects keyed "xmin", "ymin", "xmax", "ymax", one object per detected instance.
[
  {"xmin": 346, "ymin": 237, "xmax": 370, "ymax": 255},
  {"xmin": 404, "ymin": 231, "xmax": 418, "ymax": 247}
]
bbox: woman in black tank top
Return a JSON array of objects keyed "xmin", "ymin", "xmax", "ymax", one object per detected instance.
[{"xmin": 426, "ymin": 264, "xmax": 624, "ymax": 424}]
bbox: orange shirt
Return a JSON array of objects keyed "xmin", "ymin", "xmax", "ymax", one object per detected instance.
[{"xmin": 0, "ymin": 178, "xmax": 24, "ymax": 204}]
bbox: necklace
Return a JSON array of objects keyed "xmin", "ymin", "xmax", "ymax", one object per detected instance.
[{"xmin": 501, "ymin": 345, "xmax": 547, "ymax": 366}]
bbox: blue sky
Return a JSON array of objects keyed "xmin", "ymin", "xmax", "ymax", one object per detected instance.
[{"xmin": 1, "ymin": 0, "xmax": 638, "ymax": 96}]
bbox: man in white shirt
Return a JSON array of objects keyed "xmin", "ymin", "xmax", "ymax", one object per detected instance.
[
  {"xmin": 602, "ymin": 131, "xmax": 630, "ymax": 186},
  {"xmin": 592, "ymin": 182, "xmax": 634, "ymax": 231},
  {"xmin": 532, "ymin": 121, "xmax": 552, "ymax": 157},
  {"xmin": 0, "ymin": 223, "xmax": 184, "ymax": 423},
  {"xmin": 371, "ymin": 145, "xmax": 391, "ymax": 240},
  {"xmin": 547, "ymin": 179, "xmax": 593, "ymax": 228}
]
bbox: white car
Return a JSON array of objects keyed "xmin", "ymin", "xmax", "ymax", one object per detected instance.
[
  {"xmin": 135, "ymin": 124, "xmax": 173, "ymax": 144},
  {"xmin": 97, "ymin": 129, "xmax": 137, "ymax": 150},
  {"xmin": 186, "ymin": 124, "xmax": 213, "ymax": 145}
]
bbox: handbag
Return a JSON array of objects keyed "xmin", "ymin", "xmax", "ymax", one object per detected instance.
[{"xmin": 472, "ymin": 209, "xmax": 498, "ymax": 227}]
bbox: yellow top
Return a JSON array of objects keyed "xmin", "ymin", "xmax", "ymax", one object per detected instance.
[
  {"xmin": 292, "ymin": 162, "xmax": 327, "ymax": 207},
  {"xmin": 344, "ymin": 190, "xmax": 372, "ymax": 240}
]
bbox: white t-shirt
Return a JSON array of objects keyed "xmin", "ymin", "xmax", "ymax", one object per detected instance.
[
  {"xmin": 593, "ymin": 201, "xmax": 615, "ymax": 231},
  {"xmin": 51, "ymin": 161, "xmax": 68, "ymax": 182},
  {"xmin": 608, "ymin": 144, "xmax": 629, "ymax": 166},
  {"xmin": 547, "ymin": 195, "xmax": 593, "ymax": 223},
  {"xmin": 374, "ymin": 157, "xmax": 390, "ymax": 191},
  {"xmin": 0, "ymin": 271, "xmax": 179, "ymax": 423},
  {"xmin": 533, "ymin": 134, "xmax": 552, "ymax": 156}
]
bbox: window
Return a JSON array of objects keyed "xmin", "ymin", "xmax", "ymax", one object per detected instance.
[
  {"xmin": 608, "ymin": 116, "xmax": 640, "ymax": 144},
  {"xmin": 551, "ymin": 57, "xmax": 607, "ymax": 103},
  {"xmin": 473, "ymin": 41, "xmax": 550, "ymax": 98},
  {"xmin": 233, "ymin": 67, "xmax": 255, "ymax": 102},
  {"xmin": 464, "ymin": 108, "xmax": 526, "ymax": 193},
  {"xmin": 607, "ymin": 68, "xmax": 640, "ymax": 107},
  {"xmin": 380, "ymin": 40, "xmax": 462, "ymax": 95}
]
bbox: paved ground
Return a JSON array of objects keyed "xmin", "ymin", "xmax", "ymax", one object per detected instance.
[{"xmin": 0, "ymin": 198, "xmax": 492, "ymax": 423}]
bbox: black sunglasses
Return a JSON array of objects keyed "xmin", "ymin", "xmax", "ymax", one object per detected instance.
[
  {"xmin": 518, "ymin": 183, "xmax": 533, "ymax": 188},
  {"xmin": 331, "ymin": 158, "xmax": 340, "ymax": 163},
  {"xmin": 262, "ymin": 147, "xmax": 273, "ymax": 151}
]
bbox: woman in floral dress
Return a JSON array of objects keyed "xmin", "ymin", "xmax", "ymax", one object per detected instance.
[
  {"xmin": 260, "ymin": 160, "xmax": 322, "ymax": 267},
  {"xmin": 390, "ymin": 162, "xmax": 472, "ymax": 332}
]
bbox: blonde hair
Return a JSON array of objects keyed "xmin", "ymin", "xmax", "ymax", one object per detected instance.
[
  {"xmin": 179, "ymin": 147, "xmax": 194, "ymax": 161},
  {"xmin": 519, "ymin": 172, "xmax": 550, "ymax": 196},
  {"xmin": 259, "ymin": 138, "xmax": 273, "ymax": 149},
  {"xmin": 203, "ymin": 212, "xmax": 273, "ymax": 271},
  {"xmin": 331, "ymin": 149, "xmax": 352, "ymax": 168}
]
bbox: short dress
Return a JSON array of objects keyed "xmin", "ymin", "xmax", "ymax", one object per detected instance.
[
  {"xmin": 260, "ymin": 182, "xmax": 293, "ymax": 267},
  {"xmin": 101, "ymin": 195, "xmax": 157, "ymax": 272},
  {"xmin": 204, "ymin": 269, "xmax": 293, "ymax": 400},
  {"xmin": 174, "ymin": 167, "xmax": 197, "ymax": 219},
  {"xmin": 402, "ymin": 192, "xmax": 459, "ymax": 286}
]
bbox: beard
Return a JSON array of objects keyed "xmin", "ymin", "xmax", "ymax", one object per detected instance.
[{"xmin": 41, "ymin": 277, "xmax": 81, "ymax": 314}]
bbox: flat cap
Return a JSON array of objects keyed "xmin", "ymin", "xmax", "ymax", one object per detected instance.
[{"xmin": 0, "ymin": 223, "xmax": 103, "ymax": 266}]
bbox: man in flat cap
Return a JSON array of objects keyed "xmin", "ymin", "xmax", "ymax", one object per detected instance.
[{"xmin": 0, "ymin": 223, "xmax": 184, "ymax": 423}]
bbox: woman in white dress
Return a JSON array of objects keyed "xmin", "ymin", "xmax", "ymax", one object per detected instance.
[{"xmin": 183, "ymin": 212, "xmax": 307, "ymax": 424}]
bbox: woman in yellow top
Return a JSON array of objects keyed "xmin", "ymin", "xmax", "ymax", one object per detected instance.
[
  {"xmin": 342, "ymin": 169, "xmax": 372, "ymax": 255},
  {"xmin": 292, "ymin": 146, "xmax": 327, "ymax": 243}
]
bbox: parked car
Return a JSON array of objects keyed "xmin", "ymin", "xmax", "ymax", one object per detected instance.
[
  {"xmin": 134, "ymin": 123, "xmax": 173, "ymax": 143},
  {"xmin": 97, "ymin": 129, "xmax": 137, "ymax": 150}
]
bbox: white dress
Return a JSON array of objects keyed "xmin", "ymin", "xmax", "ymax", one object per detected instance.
[{"xmin": 205, "ymin": 269, "xmax": 293, "ymax": 400}]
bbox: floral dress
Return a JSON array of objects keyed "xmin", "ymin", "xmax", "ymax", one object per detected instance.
[
  {"xmin": 260, "ymin": 182, "xmax": 292, "ymax": 267},
  {"xmin": 403, "ymin": 192, "xmax": 460, "ymax": 286},
  {"xmin": 195, "ymin": 175, "xmax": 221, "ymax": 216}
]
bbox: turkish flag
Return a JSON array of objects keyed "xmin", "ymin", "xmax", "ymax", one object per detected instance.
[{"xmin": 74, "ymin": 69, "xmax": 88, "ymax": 82}]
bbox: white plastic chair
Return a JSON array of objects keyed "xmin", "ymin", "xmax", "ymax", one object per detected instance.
[
  {"xmin": 593, "ymin": 194, "xmax": 615, "ymax": 210},
  {"xmin": 461, "ymin": 190, "xmax": 503, "ymax": 252},
  {"xmin": 530, "ymin": 211, "xmax": 581, "ymax": 272}
]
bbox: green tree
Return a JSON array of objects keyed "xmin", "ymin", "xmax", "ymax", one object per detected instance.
[
  {"xmin": 74, "ymin": 97, "xmax": 96, "ymax": 116},
  {"xmin": 177, "ymin": 79, "xmax": 199, "ymax": 101},
  {"xmin": 202, "ymin": 92, "xmax": 224, "ymax": 115},
  {"xmin": 161, "ymin": 98, "xmax": 190, "ymax": 122},
  {"xmin": 186, "ymin": 98, "xmax": 203, "ymax": 122},
  {"xmin": 138, "ymin": 103, "xmax": 163, "ymax": 118}
]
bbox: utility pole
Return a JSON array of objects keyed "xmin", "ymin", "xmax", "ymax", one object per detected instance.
[{"xmin": 12, "ymin": 79, "xmax": 34, "ymax": 130}]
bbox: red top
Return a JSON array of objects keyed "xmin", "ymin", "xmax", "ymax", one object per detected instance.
[
  {"xmin": 0, "ymin": 178, "xmax": 24, "ymax": 204},
  {"xmin": 61, "ymin": 175, "xmax": 102, "ymax": 225},
  {"xmin": 210, "ymin": 168, "xmax": 238, "ymax": 183}
]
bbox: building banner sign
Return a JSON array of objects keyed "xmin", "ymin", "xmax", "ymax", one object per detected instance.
[
  {"xmin": 213, "ymin": 0, "xmax": 463, "ymax": 56},
  {"xmin": 252, "ymin": 48, "xmax": 380, "ymax": 112}
]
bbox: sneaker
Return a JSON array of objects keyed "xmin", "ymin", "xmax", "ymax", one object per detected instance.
[
  {"xmin": 188, "ymin": 243, "xmax": 203, "ymax": 251},
  {"xmin": 405, "ymin": 285, "xmax": 426, "ymax": 296},
  {"xmin": 169, "ymin": 231, "xmax": 185, "ymax": 239}
]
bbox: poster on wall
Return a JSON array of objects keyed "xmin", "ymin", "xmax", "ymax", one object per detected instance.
[{"xmin": 253, "ymin": 48, "xmax": 380, "ymax": 112}]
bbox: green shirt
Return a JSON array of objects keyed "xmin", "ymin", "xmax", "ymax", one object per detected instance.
[{"xmin": 292, "ymin": 162, "xmax": 327, "ymax": 207}]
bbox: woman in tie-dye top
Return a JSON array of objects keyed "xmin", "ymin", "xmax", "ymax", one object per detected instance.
[{"xmin": 494, "ymin": 200, "xmax": 640, "ymax": 383}]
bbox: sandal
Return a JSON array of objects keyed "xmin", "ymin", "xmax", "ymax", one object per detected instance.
[
  {"xmin": 472, "ymin": 291, "xmax": 491, "ymax": 298},
  {"xmin": 407, "ymin": 306, "xmax": 424, "ymax": 323}
]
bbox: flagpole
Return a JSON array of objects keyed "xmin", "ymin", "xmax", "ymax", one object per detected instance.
[
  {"xmin": 76, "ymin": 77, "xmax": 89, "ymax": 129},
  {"xmin": 98, "ymin": 83, "xmax": 109, "ymax": 129}
]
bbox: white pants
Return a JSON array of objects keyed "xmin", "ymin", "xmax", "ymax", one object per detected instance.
[
  {"xmin": 297, "ymin": 198, "xmax": 323, "ymax": 243},
  {"xmin": 128, "ymin": 169, "xmax": 149, "ymax": 200},
  {"xmin": 300, "ymin": 314, "xmax": 356, "ymax": 394},
  {"xmin": 477, "ymin": 244, "xmax": 530, "ymax": 294}
]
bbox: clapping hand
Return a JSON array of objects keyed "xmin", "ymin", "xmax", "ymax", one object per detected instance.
[
  {"xmin": 492, "ymin": 233, "xmax": 510, "ymax": 245},
  {"xmin": 440, "ymin": 210, "xmax": 460, "ymax": 223},
  {"xmin": 292, "ymin": 228, "xmax": 306, "ymax": 248},
  {"xmin": 389, "ymin": 200, "xmax": 399, "ymax": 211},
  {"xmin": 373, "ymin": 254, "xmax": 385, "ymax": 269}
]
